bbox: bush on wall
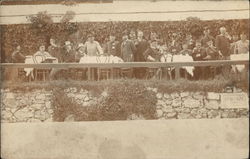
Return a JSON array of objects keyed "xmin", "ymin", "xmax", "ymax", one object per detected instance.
[{"xmin": 51, "ymin": 80, "xmax": 158, "ymax": 121}]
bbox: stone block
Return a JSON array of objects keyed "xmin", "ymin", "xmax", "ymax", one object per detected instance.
[
  {"xmin": 163, "ymin": 98, "xmax": 173, "ymax": 105},
  {"xmin": 5, "ymin": 92, "xmax": 15, "ymax": 99},
  {"xmin": 163, "ymin": 93, "xmax": 171, "ymax": 99},
  {"xmin": 162, "ymin": 107, "xmax": 174, "ymax": 113},
  {"xmin": 30, "ymin": 104, "xmax": 43, "ymax": 110},
  {"xmin": 172, "ymin": 100, "xmax": 182, "ymax": 107},
  {"xmin": 165, "ymin": 112, "xmax": 177, "ymax": 118},
  {"xmin": 192, "ymin": 92, "xmax": 204, "ymax": 100},
  {"xmin": 180, "ymin": 92, "xmax": 189, "ymax": 98},
  {"xmin": 207, "ymin": 110, "xmax": 221, "ymax": 118},
  {"xmin": 205, "ymin": 100, "xmax": 220, "ymax": 109},
  {"xmin": 183, "ymin": 98, "xmax": 200, "ymax": 108},
  {"xmin": 35, "ymin": 94, "xmax": 46, "ymax": 100},
  {"xmin": 156, "ymin": 93, "xmax": 163, "ymax": 99},
  {"xmin": 171, "ymin": 92, "xmax": 180, "ymax": 99},
  {"xmin": 172, "ymin": 99, "xmax": 182, "ymax": 108},
  {"xmin": 206, "ymin": 92, "xmax": 220, "ymax": 100},
  {"xmin": 177, "ymin": 113, "xmax": 193, "ymax": 119},
  {"xmin": 156, "ymin": 109, "xmax": 164, "ymax": 118},
  {"xmin": 14, "ymin": 108, "xmax": 33, "ymax": 119}
]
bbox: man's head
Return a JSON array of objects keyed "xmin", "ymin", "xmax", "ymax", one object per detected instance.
[
  {"xmin": 122, "ymin": 35, "xmax": 128, "ymax": 41},
  {"xmin": 182, "ymin": 43, "xmax": 188, "ymax": 50},
  {"xmin": 15, "ymin": 44, "xmax": 21, "ymax": 51},
  {"xmin": 129, "ymin": 30, "xmax": 136, "ymax": 39},
  {"xmin": 219, "ymin": 27, "xmax": 226, "ymax": 35},
  {"xmin": 50, "ymin": 38, "xmax": 55, "ymax": 45},
  {"xmin": 109, "ymin": 34, "xmax": 116, "ymax": 42},
  {"xmin": 232, "ymin": 34, "xmax": 239, "ymax": 42},
  {"xmin": 39, "ymin": 45, "xmax": 46, "ymax": 52},
  {"xmin": 137, "ymin": 31, "xmax": 143, "ymax": 38},
  {"xmin": 150, "ymin": 32, "xmax": 157, "ymax": 40},
  {"xmin": 240, "ymin": 33, "xmax": 247, "ymax": 41},
  {"xmin": 65, "ymin": 41, "xmax": 72, "ymax": 50},
  {"xmin": 195, "ymin": 41, "xmax": 202, "ymax": 48},
  {"xmin": 150, "ymin": 40, "xmax": 158, "ymax": 49},
  {"xmin": 204, "ymin": 27, "xmax": 210, "ymax": 35},
  {"xmin": 87, "ymin": 34, "xmax": 95, "ymax": 42}
]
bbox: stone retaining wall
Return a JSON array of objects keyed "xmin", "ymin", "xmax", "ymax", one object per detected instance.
[{"xmin": 1, "ymin": 88, "xmax": 249, "ymax": 122}]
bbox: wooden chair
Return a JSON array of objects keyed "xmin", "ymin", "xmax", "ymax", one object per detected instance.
[{"xmin": 33, "ymin": 55, "xmax": 50, "ymax": 81}]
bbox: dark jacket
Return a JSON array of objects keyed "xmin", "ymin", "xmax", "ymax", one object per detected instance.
[
  {"xmin": 215, "ymin": 35, "xmax": 231, "ymax": 57},
  {"xmin": 103, "ymin": 41, "xmax": 121, "ymax": 57},
  {"xmin": 134, "ymin": 39, "xmax": 149, "ymax": 62},
  {"xmin": 61, "ymin": 48, "xmax": 76, "ymax": 63},
  {"xmin": 201, "ymin": 35, "xmax": 215, "ymax": 47},
  {"xmin": 48, "ymin": 45, "xmax": 61, "ymax": 62},
  {"xmin": 192, "ymin": 47, "xmax": 207, "ymax": 61},
  {"xmin": 11, "ymin": 50, "xmax": 25, "ymax": 63},
  {"xmin": 121, "ymin": 39, "xmax": 136, "ymax": 62},
  {"xmin": 143, "ymin": 47, "xmax": 161, "ymax": 62},
  {"xmin": 205, "ymin": 46, "xmax": 219, "ymax": 60}
]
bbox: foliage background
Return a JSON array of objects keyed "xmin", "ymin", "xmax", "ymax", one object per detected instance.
[{"xmin": 1, "ymin": 15, "xmax": 249, "ymax": 62}]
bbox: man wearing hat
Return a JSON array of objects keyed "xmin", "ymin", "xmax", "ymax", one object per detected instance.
[
  {"xmin": 75, "ymin": 43, "xmax": 86, "ymax": 62},
  {"xmin": 83, "ymin": 34, "xmax": 103, "ymax": 56},
  {"xmin": 61, "ymin": 41, "xmax": 76, "ymax": 63}
]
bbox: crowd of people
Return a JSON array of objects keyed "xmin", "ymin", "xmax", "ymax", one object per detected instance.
[{"xmin": 10, "ymin": 24, "xmax": 249, "ymax": 80}]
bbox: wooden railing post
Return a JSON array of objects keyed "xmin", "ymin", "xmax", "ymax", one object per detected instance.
[{"xmin": 175, "ymin": 66, "xmax": 180, "ymax": 80}]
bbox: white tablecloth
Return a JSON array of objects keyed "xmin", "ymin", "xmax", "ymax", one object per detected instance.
[
  {"xmin": 161, "ymin": 54, "xmax": 194, "ymax": 76},
  {"xmin": 79, "ymin": 55, "xmax": 123, "ymax": 63},
  {"xmin": 24, "ymin": 56, "xmax": 58, "ymax": 77},
  {"xmin": 230, "ymin": 53, "xmax": 249, "ymax": 72}
]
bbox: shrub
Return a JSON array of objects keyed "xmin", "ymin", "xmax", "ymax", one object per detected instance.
[{"xmin": 51, "ymin": 80, "xmax": 158, "ymax": 121}]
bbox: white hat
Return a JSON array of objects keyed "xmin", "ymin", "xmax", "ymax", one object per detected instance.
[{"xmin": 65, "ymin": 41, "xmax": 71, "ymax": 46}]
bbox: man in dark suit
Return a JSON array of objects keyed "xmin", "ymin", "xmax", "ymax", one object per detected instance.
[
  {"xmin": 120, "ymin": 34, "xmax": 136, "ymax": 78},
  {"xmin": 134, "ymin": 30, "xmax": 149, "ymax": 79},
  {"xmin": 215, "ymin": 27, "xmax": 231, "ymax": 60},
  {"xmin": 121, "ymin": 34, "xmax": 136, "ymax": 62},
  {"xmin": 192, "ymin": 41, "xmax": 207, "ymax": 80},
  {"xmin": 215, "ymin": 27, "xmax": 232, "ymax": 78},
  {"xmin": 103, "ymin": 34, "xmax": 120, "ymax": 57}
]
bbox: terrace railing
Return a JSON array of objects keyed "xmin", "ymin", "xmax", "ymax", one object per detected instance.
[{"xmin": 0, "ymin": 60, "xmax": 249, "ymax": 81}]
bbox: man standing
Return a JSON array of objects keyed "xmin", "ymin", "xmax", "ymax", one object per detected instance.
[
  {"xmin": 234, "ymin": 33, "xmax": 249, "ymax": 54},
  {"xmin": 215, "ymin": 27, "xmax": 231, "ymax": 60},
  {"xmin": 103, "ymin": 34, "xmax": 120, "ymax": 57},
  {"xmin": 215, "ymin": 27, "xmax": 232, "ymax": 78},
  {"xmin": 201, "ymin": 27, "xmax": 215, "ymax": 47},
  {"xmin": 121, "ymin": 34, "xmax": 136, "ymax": 62},
  {"xmin": 120, "ymin": 34, "xmax": 136, "ymax": 78},
  {"xmin": 134, "ymin": 30, "xmax": 149, "ymax": 79}
]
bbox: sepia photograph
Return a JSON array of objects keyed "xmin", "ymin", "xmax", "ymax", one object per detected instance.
[{"xmin": 0, "ymin": 0, "xmax": 249, "ymax": 158}]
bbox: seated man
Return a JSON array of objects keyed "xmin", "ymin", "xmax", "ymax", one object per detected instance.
[
  {"xmin": 143, "ymin": 40, "xmax": 162, "ymax": 79},
  {"xmin": 204, "ymin": 40, "xmax": 219, "ymax": 79},
  {"xmin": 11, "ymin": 44, "xmax": 25, "ymax": 63},
  {"xmin": 192, "ymin": 41, "xmax": 207, "ymax": 80}
]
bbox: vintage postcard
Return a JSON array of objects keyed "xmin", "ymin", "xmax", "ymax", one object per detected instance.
[{"xmin": 0, "ymin": 0, "xmax": 249, "ymax": 159}]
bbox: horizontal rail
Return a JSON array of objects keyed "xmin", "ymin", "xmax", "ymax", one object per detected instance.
[{"xmin": 0, "ymin": 60, "xmax": 249, "ymax": 69}]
